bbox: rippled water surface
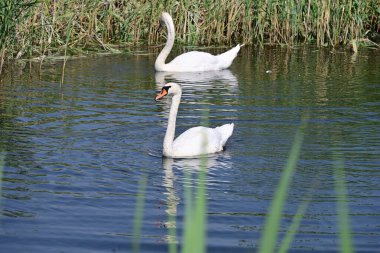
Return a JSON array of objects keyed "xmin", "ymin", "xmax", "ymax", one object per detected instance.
[{"xmin": 1, "ymin": 46, "xmax": 379, "ymax": 252}]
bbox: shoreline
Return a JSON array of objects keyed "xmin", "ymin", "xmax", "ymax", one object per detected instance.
[{"xmin": 1, "ymin": 1, "xmax": 379, "ymax": 73}]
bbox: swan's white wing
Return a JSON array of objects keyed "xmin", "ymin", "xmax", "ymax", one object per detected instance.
[
  {"xmin": 172, "ymin": 124, "xmax": 233, "ymax": 157},
  {"xmin": 172, "ymin": 126, "xmax": 221, "ymax": 157},
  {"xmin": 165, "ymin": 45, "xmax": 242, "ymax": 72},
  {"xmin": 215, "ymin": 44, "xmax": 242, "ymax": 69}
]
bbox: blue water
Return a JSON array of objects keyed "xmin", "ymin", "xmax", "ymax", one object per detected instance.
[{"xmin": 0, "ymin": 46, "xmax": 379, "ymax": 252}]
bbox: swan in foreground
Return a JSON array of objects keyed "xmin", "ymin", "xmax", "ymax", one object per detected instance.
[
  {"xmin": 155, "ymin": 12, "xmax": 243, "ymax": 72},
  {"xmin": 155, "ymin": 83, "xmax": 234, "ymax": 158}
]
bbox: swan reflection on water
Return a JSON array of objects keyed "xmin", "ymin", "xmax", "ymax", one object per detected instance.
[
  {"xmin": 161, "ymin": 153, "xmax": 232, "ymax": 245},
  {"xmin": 155, "ymin": 69, "xmax": 239, "ymax": 91}
]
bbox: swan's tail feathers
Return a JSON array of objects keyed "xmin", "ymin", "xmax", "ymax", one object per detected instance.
[
  {"xmin": 216, "ymin": 45, "xmax": 242, "ymax": 69},
  {"xmin": 216, "ymin": 123, "xmax": 234, "ymax": 147}
]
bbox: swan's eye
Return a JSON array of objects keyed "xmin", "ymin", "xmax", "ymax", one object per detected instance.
[{"xmin": 163, "ymin": 86, "xmax": 171, "ymax": 92}]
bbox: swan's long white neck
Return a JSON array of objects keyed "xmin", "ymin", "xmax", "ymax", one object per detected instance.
[
  {"xmin": 155, "ymin": 15, "xmax": 175, "ymax": 71},
  {"xmin": 163, "ymin": 91, "xmax": 181, "ymax": 157}
]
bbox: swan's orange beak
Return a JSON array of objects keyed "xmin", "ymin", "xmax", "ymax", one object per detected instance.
[{"xmin": 155, "ymin": 87, "xmax": 168, "ymax": 101}]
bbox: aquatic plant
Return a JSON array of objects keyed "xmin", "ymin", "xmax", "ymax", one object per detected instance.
[
  {"xmin": 181, "ymin": 110, "xmax": 210, "ymax": 253},
  {"xmin": 132, "ymin": 175, "xmax": 148, "ymax": 253},
  {"xmin": 258, "ymin": 114, "xmax": 355, "ymax": 253},
  {"xmin": 0, "ymin": 0, "xmax": 378, "ymax": 73},
  {"xmin": 0, "ymin": 0, "xmax": 37, "ymax": 73},
  {"xmin": 0, "ymin": 152, "xmax": 5, "ymax": 200},
  {"xmin": 258, "ymin": 114, "xmax": 308, "ymax": 253},
  {"xmin": 334, "ymin": 153, "xmax": 354, "ymax": 253},
  {"xmin": 277, "ymin": 200, "xmax": 310, "ymax": 253},
  {"xmin": 60, "ymin": 13, "xmax": 74, "ymax": 86},
  {"xmin": 182, "ymin": 157, "xmax": 207, "ymax": 253}
]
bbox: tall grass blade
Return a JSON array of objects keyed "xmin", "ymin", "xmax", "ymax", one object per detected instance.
[
  {"xmin": 0, "ymin": 0, "xmax": 37, "ymax": 74},
  {"xmin": 278, "ymin": 174, "xmax": 324, "ymax": 253},
  {"xmin": 182, "ymin": 109, "xmax": 209, "ymax": 253},
  {"xmin": 258, "ymin": 113, "xmax": 309, "ymax": 253},
  {"xmin": 278, "ymin": 200, "xmax": 310, "ymax": 253},
  {"xmin": 182, "ymin": 168, "xmax": 193, "ymax": 253},
  {"xmin": 182, "ymin": 160, "xmax": 207, "ymax": 253},
  {"xmin": 333, "ymin": 153, "xmax": 354, "ymax": 253},
  {"xmin": 1, "ymin": 0, "xmax": 379, "ymax": 70},
  {"xmin": 132, "ymin": 174, "xmax": 148, "ymax": 253},
  {"xmin": 60, "ymin": 13, "xmax": 74, "ymax": 86},
  {"xmin": 0, "ymin": 152, "xmax": 5, "ymax": 200}
]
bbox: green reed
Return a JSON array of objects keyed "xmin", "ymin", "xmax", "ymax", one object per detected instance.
[
  {"xmin": 60, "ymin": 13, "xmax": 74, "ymax": 86},
  {"xmin": 333, "ymin": 153, "xmax": 354, "ymax": 253},
  {"xmin": 132, "ymin": 174, "xmax": 148, "ymax": 253},
  {"xmin": 182, "ymin": 109, "xmax": 209, "ymax": 253},
  {"xmin": 182, "ymin": 159, "xmax": 207, "ymax": 253},
  {"xmin": 278, "ymin": 200, "xmax": 310, "ymax": 253},
  {"xmin": 0, "ymin": 0, "xmax": 37, "ymax": 73},
  {"xmin": 257, "ymin": 114, "xmax": 356, "ymax": 253},
  {"xmin": 0, "ymin": 0, "xmax": 378, "ymax": 73},
  {"xmin": 258, "ymin": 114, "xmax": 308, "ymax": 253},
  {"xmin": 0, "ymin": 152, "xmax": 5, "ymax": 200}
]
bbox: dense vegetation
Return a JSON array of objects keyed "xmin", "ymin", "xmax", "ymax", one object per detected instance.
[{"xmin": 0, "ymin": 0, "xmax": 379, "ymax": 72}]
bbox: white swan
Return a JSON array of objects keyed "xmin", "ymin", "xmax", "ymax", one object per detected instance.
[
  {"xmin": 155, "ymin": 12, "xmax": 243, "ymax": 72},
  {"xmin": 155, "ymin": 82, "xmax": 234, "ymax": 158}
]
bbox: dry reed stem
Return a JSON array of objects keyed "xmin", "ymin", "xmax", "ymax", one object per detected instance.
[{"xmin": 0, "ymin": 0, "xmax": 378, "ymax": 71}]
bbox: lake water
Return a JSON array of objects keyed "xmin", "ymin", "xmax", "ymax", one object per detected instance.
[{"xmin": 0, "ymin": 46, "xmax": 379, "ymax": 252}]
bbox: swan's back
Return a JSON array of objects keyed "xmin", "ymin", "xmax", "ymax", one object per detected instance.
[
  {"xmin": 163, "ymin": 45, "xmax": 242, "ymax": 72},
  {"xmin": 166, "ymin": 51, "xmax": 218, "ymax": 72},
  {"xmin": 171, "ymin": 123, "xmax": 234, "ymax": 157}
]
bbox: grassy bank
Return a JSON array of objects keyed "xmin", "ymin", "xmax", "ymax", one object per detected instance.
[{"xmin": 0, "ymin": 0, "xmax": 379, "ymax": 72}]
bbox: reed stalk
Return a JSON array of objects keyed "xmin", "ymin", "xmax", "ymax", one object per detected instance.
[
  {"xmin": 0, "ymin": 0, "xmax": 377, "ymax": 74},
  {"xmin": 0, "ymin": 0, "xmax": 37, "ymax": 74},
  {"xmin": 60, "ymin": 13, "xmax": 74, "ymax": 86},
  {"xmin": 278, "ymin": 200, "xmax": 310, "ymax": 253},
  {"xmin": 258, "ymin": 113, "xmax": 308, "ymax": 253},
  {"xmin": 0, "ymin": 152, "xmax": 5, "ymax": 201},
  {"xmin": 182, "ymin": 109, "xmax": 209, "ymax": 253},
  {"xmin": 132, "ymin": 175, "xmax": 148, "ymax": 253},
  {"xmin": 333, "ymin": 153, "xmax": 354, "ymax": 253}
]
